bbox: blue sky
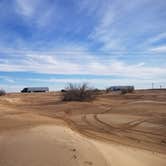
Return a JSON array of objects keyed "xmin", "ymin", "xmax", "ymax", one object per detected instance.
[{"xmin": 0, "ymin": 0, "xmax": 166, "ymax": 92}]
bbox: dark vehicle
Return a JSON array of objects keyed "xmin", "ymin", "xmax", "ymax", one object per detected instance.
[
  {"xmin": 21, "ymin": 87, "xmax": 49, "ymax": 93},
  {"xmin": 106, "ymin": 86, "xmax": 134, "ymax": 92}
]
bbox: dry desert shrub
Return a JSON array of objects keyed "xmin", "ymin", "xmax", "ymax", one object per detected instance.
[
  {"xmin": 121, "ymin": 88, "xmax": 134, "ymax": 94},
  {"xmin": 61, "ymin": 83, "xmax": 96, "ymax": 101},
  {"xmin": 0, "ymin": 89, "xmax": 6, "ymax": 96}
]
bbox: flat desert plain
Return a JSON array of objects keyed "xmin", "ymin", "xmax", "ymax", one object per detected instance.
[{"xmin": 0, "ymin": 90, "xmax": 166, "ymax": 166}]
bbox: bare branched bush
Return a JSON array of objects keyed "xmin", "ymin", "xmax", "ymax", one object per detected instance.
[
  {"xmin": 121, "ymin": 88, "xmax": 134, "ymax": 94},
  {"xmin": 121, "ymin": 89, "xmax": 128, "ymax": 94},
  {"xmin": 0, "ymin": 89, "xmax": 6, "ymax": 96},
  {"xmin": 62, "ymin": 83, "xmax": 96, "ymax": 101}
]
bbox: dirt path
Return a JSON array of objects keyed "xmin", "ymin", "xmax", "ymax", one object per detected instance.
[
  {"xmin": 0, "ymin": 123, "xmax": 166, "ymax": 166},
  {"xmin": 0, "ymin": 125, "xmax": 108, "ymax": 166}
]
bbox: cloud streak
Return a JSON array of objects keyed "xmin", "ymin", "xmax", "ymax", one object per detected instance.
[
  {"xmin": 150, "ymin": 45, "xmax": 166, "ymax": 53},
  {"xmin": 0, "ymin": 48, "xmax": 165, "ymax": 80}
]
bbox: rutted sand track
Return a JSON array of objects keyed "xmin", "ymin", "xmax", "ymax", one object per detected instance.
[
  {"xmin": 0, "ymin": 90, "xmax": 166, "ymax": 166},
  {"xmin": 68, "ymin": 112, "xmax": 166, "ymax": 154}
]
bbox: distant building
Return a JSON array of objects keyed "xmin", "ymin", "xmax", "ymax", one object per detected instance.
[
  {"xmin": 21, "ymin": 87, "xmax": 49, "ymax": 93},
  {"xmin": 106, "ymin": 86, "xmax": 134, "ymax": 92}
]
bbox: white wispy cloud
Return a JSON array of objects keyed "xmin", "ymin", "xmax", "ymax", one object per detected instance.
[
  {"xmin": 0, "ymin": 76, "xmax": 15, "ymax": 83},
  {"xmin": 76, "ymin": 0, "xmax": 101, "ymax": 15},
  {"xmin": 0, "ymin": 47, "xmax": 166, "ymax": 79},
  {"xmin": 16, "ymin": 0, "xmax": 38, "ymax": 17},
  {"xmin": 146, "ymin": 33, "xmax": 166, "ymax": 44},
  {"xmin": 88, "ymin": 0, "xmax": 166, "ymax": 51},
  {"xmin": 15, "ymin": 0, "xmax": 57, "ymax": 28},
  {"xmin": 150, "ymin": 45, "xmax": 166, "ymax": 53}
]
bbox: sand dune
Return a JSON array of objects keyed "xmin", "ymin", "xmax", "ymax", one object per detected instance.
[
  {"xmin": 0, "ymin": 125, "xmax": 108, "ymax": 166},
  {"xmin": 93, "ymin": 140, "xmax": 166, "ymax": 166},
  {"xmin": 0, "ymin": 124, "xmax": 165, "ymax": 166},
  {"xmin": 0, "ymin": 90, "xmax": 166, "ymax": 165}
]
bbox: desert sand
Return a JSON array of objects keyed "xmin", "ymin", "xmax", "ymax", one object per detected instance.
[{"xmin": 0, "ymin": 90, "xmax": 166, "ymax": 166}]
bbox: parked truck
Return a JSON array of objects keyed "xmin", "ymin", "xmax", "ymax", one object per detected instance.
[{"xmin": 21, "ymin": 87, "xmax": 49, "ymax": 93}]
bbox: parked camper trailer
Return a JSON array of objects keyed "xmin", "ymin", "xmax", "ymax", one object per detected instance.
[
  {"xmin": 106, "ymin": 86, "xmax": 134, "ymax": 92},
  {"xmin": 21, "ymin": 87, "xmax": 49, "ymax": 93}
]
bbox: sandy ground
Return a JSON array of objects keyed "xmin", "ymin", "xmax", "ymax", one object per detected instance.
[
  {"xmin": 0, "ymin": 125, "xmax": 108, "ymax": 166},
  {"xmin": 0, "ymin": 90, "xmax": 166, "ymax": 166}
]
